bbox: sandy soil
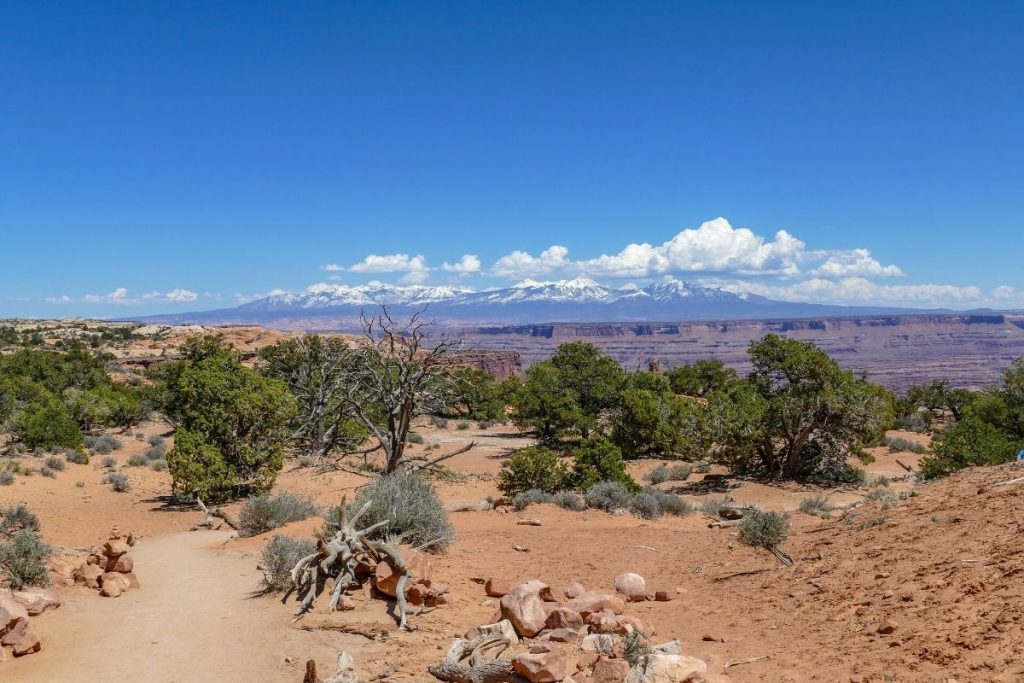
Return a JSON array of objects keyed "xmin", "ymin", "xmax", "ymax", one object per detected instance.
[{"xmin": 11, "ymin": 420, "xmax": 1011, "ymax": 683}]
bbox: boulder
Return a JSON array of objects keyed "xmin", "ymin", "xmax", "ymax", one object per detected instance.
[
  {"xmin": 407, "ymin": 583, "xmax": 427, "ymax": 606},
  {"xmin": 428, "ymin": 593, "xmax": 458, "ymax": 608},
  {"xmin": 48, "ymin": 558, "xmax": 77, "ymax": 586},
  {"xmin": 103, "ymin": 539, "xmax": 129, "ymax": 557},
  {"xmin": 0, "ymin": 591, "xmax": 29, "ymax": 636},
  {"xmin": 10, "ymin": 629, "xmax": 40, "ymax": 657},
  {"xmin": 124, "ymin": 572, "xmax": 141, "ymax": 589},
  {"xmin": 500, "ymin": 581, "xmax": 549, "ymax": 637},
  {"xmin": 100, "ymin": 572, "xmax": 132, "ymax": 598},
  {"xmin": 625, "ymin": 654, "xmax": 707, "ymax": 683},
  {"xmin": 546, "ymin": 607, "xmax": 584, "ymax": 631},
  {"xmin": 336, "ymin": 595, "xmax": 356, "ymax": 611},
  {"xmin": 373, "ymin": 550, "xmax": 432, "ymax": 597},
  {"xmin": 74, "ymin": 563, "xmax": 104, "ymax": 589},
  {"xmin": 538, "ymin": 585, "xmax": 561, "ymax": 603},
  {"xmin": 105, "ymin": 554, "xmax": 134, "ymax": 573},
  {"xmin": 512, "ymin": 649, "xmax": 568, "ymax": 683},
  {"xmin": 464, "ymin": 619, "xmax": 519, "ymax": 646},
  {"xmin": 581, "ymin": 634, "xmax": 615, "ymax": 654},
  {"xmin": 12, "ymin": 588, "xmax": 60, "ymax": 616},
  {"xmin": 566, "ymin": 593, "xmax": 626, "ymax": 618},
  {"xmin": 563, "ymin": 582, "xmax": 587, "ymax": 600},
  {"xmin": 651, "ymin": 640, "xmax": 681, "ymax": 656},
  {"xmin": 0, "ymin": 617, "xmax": 29, "ymax": 646},
  {"xmin": 0, "ymin": 646, "xmax": 11, "ymax": 663},
  {"xmin": 485, "ymin": 576, "xmax": 513, "ymax": 597},
  {"xmin": 616, "ymin": 616, "xmax": 653, "ymax": 637},
  {"xmin": 613, "ymin": 573, "xmax": 647, "ymax": 602},
  {"xmin": 592, "ymin": 657, "xmax": 632, "ymax": 683}
]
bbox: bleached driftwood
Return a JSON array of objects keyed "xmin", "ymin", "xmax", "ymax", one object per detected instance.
[{"xmin": 427, "ymin": 634, "xmax": 527, "ymax": 683}]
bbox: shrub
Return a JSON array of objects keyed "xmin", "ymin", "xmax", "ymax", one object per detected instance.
[
  {"xmin": 1, "ymin": 503, "xmax": 39, "ymax": 536},
  {"xmin": 149, "ymin": 458, "xmax": 168, "ymax": 472},
  {"xmin": 478, "ymin": 420, "xmax": 495, "ymax": 429},
  {"xmin": 868, "ymin": 475, "xmax": 890, "ymax": 488},
  {"xmin": 10, "ymin": 443, "xmax": 27, "ymax": 455},
  {"xmin": 699, "ymin": 495, "xmax": 732, "ymax": 518},
  {"xmin": 257, "ymin": 534, "xmax": 316, "ymax": 592},
  {"xmin": 341, "ymin": 470, "xmax": 454, "ymax": 551},
  {"xmin": 238, "ymin": 492, "xmax": 319, "ymax": 537},
  {"xmin": 694, "ymin": 460, "xmax": 712, "ymax": 474},
  {"xmin": 75, "ymin": 480, "xmax": 85, "ymax": 487},
  {"xmin": 884, "ymin": 436, "xmax": 928, "ymax": 454},
  {"xmin": 622, "ymin": 629, "xmax": 652, "ymax": 667},
  {"xmin": 90, "ymin": 434, "xmax": 122, "ymax": 454},
  {"xmin": 40, "ymin": 466, "xmax": 56, "ymax": 478},
  {"xmin": 585, "ymin": 480, "xmax": 633, "ymax": 512},
  {"xmin": 0, "ymin": 471, "xmax": 13, "ymax": 486},
  {"xmin": 512, "ymin": 489, "xmax": 554, "ymax": 511},
  {"xmin": 866, "ymin": 488, "xmax": 904, "ymax": 509},
  {"xmin": 44, "ymin": 456, "xmax": 66, "ymax": 471},
  {"xmin": 497, "ymin": 447, "xmax": 568, "ymax": 498},
  {"xmin": 103, "ymin": 471, "xmax": 131, "ymax": 492},
  {"xmin": 920, "ymin": 417, "xmax": 1020, "ymax": 478},
  {"xmin": 647, "ymin": 489, "xmax": 694, "ymax": 516},
  {"xmin": 12, "ymin": 401, "xmax": 83, "ymax": 451},
  {"xmin": 646, "ymin": 462, "xmax": 694, "ymax": 485},
  {"xmin": 64, "ymin": 449, "xmax": 89, "ymax": 465},
  {"xmin": 456, "ymin": 420, "xmax": 470, "ymax": 430},
  {"xmin": 567, "ymin": 436, "xmax": 637, "ymax": 492},
  {"xmin": 552, "ymin": 491, "xmax": 587, "ymax": 511},
  {"xmin": 146, "ymin": 435, "xmax": 165, "ymax": 447},
  {"xmin": 101, "ymin": 456, "xmax": 117, "ymax": 468},
  {"xmin": 144, "ymin": 442, "xmax": 167, "ymax": 461},
  {"xmin": 797, "ymin": 494, "xmax": 835, "ymax": 518},
  {"xmin": 629, "ymin": 490, "xmax": 663, "ymax": 520},
  {"xmin": 0, "ymin": 529, "xmax": 52, "ymax": 589},
  {"xmin": 407, "ymin": 432, "xmax": 424, "ymax": 445},
  {"xmin": 127, "ymin": 454, "xmax": 148, "ymax": 467},
  {"xmin": 430, "ymin": 416, "xmax": 449, "ymax": 429},
  {"xmin": 738, "ymin": 509, "xmax": 789, "ymax": 549}
]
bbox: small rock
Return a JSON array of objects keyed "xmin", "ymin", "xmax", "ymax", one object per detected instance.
[
  {"xmin": 547, "ymin": 628, "xmax": 580, "ymax": 643},
  {"xmin": 0, "ymin": 617, "xmax": 29, "ymax": 646},
  {"xmin": 539, "ymin": 585, "xmax": 561, "ymax": 603},
  {"xmin": 103, "ymin": 539, "xmax": 129, "ymax": 558},
  {"xmin": 877, "ymin": 620, "xmax": 899, "ymax": 635},
  {"xmin": 336, "ymin": 595, "xmax": 356, "ymax": 611},
  {"xmin": 651, "ymin": 640, "xmax": 681, "ymax": 655},
  {"xmin": 625, "ymin": 654, "xmax": 707, "ymax": 683},
  {"xmin": 565, "ymin": 593, "xmax": 626, "ymax": 618},
  {"xmin": 500, "ymin": 581, "xmax": 549, "ymax": 637},
  {"xmin": 563, "ymin": 582, "xmax": 586, "ymax": 600},
  {"xmin": 587, "ymin": 610, "xmax": 620, "ymax": 634},
  {"xmin": 578, "ymin": 651, "xmax": 600, "ymax": 670},
  {"xmin": 654, "ymin": 591, "xmax": 672, "ymax": 602},
  {"xmin": 546, "ymin": 607, "xmax": 584, "ymax": 631},
  {"xmin": 592, "ymin": 657, "xmax": 631, "ymax": 683},
  {"xmin": 512, "ymin": 649, "xmax": 568, "ymax": 683},
  {"xmin": 74, "ymin": 563, "xmax": 103, "ymax": 589},
  {"xmin": 429, "ymin": 593, "xmax": 458, "ymax": 608},
  {"xmin": 100, "ymin": 572, "xmax": 131, "ymax": 598},
  {"xmin": 486, "ymin": 577, "xmax": 513, "ymax": 597},
  {"xmin": 124, "ymin": 572, "xmax": 141, "ymax": 589},
  {"xmin": 581, "ymin": 634, "xmax": 615, "ymax": 654},
  {"xmin": 613, "ymin": 573, "xmax": 647, "ymax": 602},
  {"xmin": 874, "ymin": 572, "xmax": 891, "ymax": 580},
  {"xmin": 10, "ymin": 629, "xmax": 40, "ymax": 656},
  {"xmin": 11, "ymin": 588, "xmax": 60, "ymax": 616},
  {"xmin": 105, "ymin": 554, "xmax": 134, "ymax": 573}
]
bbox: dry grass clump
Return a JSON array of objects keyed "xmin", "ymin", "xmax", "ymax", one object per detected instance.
[
  {"xmin": 238, "ymin": 492, "xmax": 319, "ymax": 537},
  {"xmin": 797, "ymin": 494, "xmax": 835, "ymax": 518},
  {"xmin": 257, "ymin": 534, "xmax": 316, "ymax": 592},
  {"xmin": 646, "ymin": 462, "xmax": 694, "ymax": 485},
  {"xmin": 738, "ymin": 508, "xmax": 789, "ymax": 549},
  {"xmin": 339, "ymin": 470, "xmax": 454, "ymax": 551}
]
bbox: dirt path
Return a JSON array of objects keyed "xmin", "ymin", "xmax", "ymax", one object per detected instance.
[{"xmin": 10, "ymin": 531, "xmax": 349, "ymax": 683}]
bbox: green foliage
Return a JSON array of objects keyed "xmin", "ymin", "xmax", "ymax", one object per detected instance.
[
  {"xmin": 127, "ymin": 454, "xmax": 148, "ymax": 467},
  {"xmin": 448, "ymin": 367, "xmax": 507, "ymax": 421},
  {"xmin": 497, "ymin": 447, "xmax": 568, "ymax": 498},
  {"xmin": 884, "ymin": 436, "xmax": 929, "ymax": 454},
  {"xmin": 585, "ymin": 480, "xmax": 633, "ymax": 512},
  {"xmin": 611, "ymin": 389, "xmax": 707, "ymax": 458},
  {"xmin": 567, "ymin": 435, "xmax": 636, "ymax": 491},
  {"xmin": 257, "ymin": 535, "xmax": 317, "ymax": 592},
  {"xmin": 64, "ymin": 448, "xmax": 89, "ymax": 465},
  {"xmin": 238, "ymin": 492, "xmax": 319, "ymax": 537},
  {"xmin": 343, "ymin": 470, "xmax": 454, "ymax": 551},
  {"xmin": 1, "ymin": 504, "xmax": 39, "ymax": 537},
  {"xmin": 920, "ymin": 417, "xmax": 1020, "ymax": 478},
  {"xmin": 149, "ymin": 458, "xmax": 168, "ymax": 472},
  {"xmin": 162, "ymin": 337, "xmax": 296, "ymax": 502},
  {"xmin": 0, "ymin": 529, "xmax": 52, "ymax": 589},
  {"xmin": 44, "ymin": 456, "xmax": 66, "ymax": 471},
  {"xmin": 10, "ymin": 399, "xmax": 83, "ymax": 451},
  {"xmin": 738, "ymin": 509, "xmax": 790, "ymax": 549},
  {"xmin": 667, "ymin": 359, "xmax": 738, "ymax": 397},
  {"xmin": 507, "ymin": 342, "xmax": 624, "ymax": 439}
]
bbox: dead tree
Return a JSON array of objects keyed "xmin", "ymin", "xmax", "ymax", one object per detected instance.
[
  {"xmin": 286, "ymin": 497, "xmax": 432, "ymax": 630},
  {"xmin": 428, "ymin": 634, "xmax": 527, "ymax": 683},
  {"xmin": 341, "ymin": 307, "xmax": 471, "ymax": 473}
]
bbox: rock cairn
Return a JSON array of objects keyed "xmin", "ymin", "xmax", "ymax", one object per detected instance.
[{"xmin": 73, "ymin": 528, "xmax": 140, "ymax": 598}]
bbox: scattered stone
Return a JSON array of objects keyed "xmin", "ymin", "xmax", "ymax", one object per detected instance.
[
  {"xmin": 592, "ymin": 657, "xmax": 631, "ymax": 683},
  {"xmin": 0, "ymin": 616, "xmax": 29, "ymax": 646},
  {"xmin": 428, "ymin": 593, "xmax": 458, "ymax": 608},
  {"xmin": 877, "ymin": 620, "xmax": 899, "ymax": 635},
  {"xmin": 566, "ymin": 593, "xmax": 626, "ymax": 618},
  {"xmin": 616, "ymin": 615, "xmax": 652, "ymax": 636},
  {"xmin": 651, "ymin": 640, "xmax": 682, "ymax": 655},
  {"xmin": 564, "ymin": 582, "xmax": 586, "ymax": 600},
  {"xmin": 11, "ymin": 589, "xmax": 60, "ymax": 616},
  {"xmin": 547, "ymin": 628, "xmax": 580, "ymax": 643},
  {"xmin": 546, "ymin": 607, "xmax": 584, "ymax": 631},
  {"xmin": 581, "ymin": 634, "xmax": 615, "ymax": 654},
  {"xmin": 538, "ymin": 585, "xmax": 561, "ymax": 603},
  {"xmin": 74, "ymin": 563, "xmax": 103, "ymax": 589},
  {"xmin": 0, "ymin": 591, "xmax": 30, "ymax": 634},
  {"xmin": 485, "ymin": 577, "xmax": 513, "ymax": 597},
  {"xmin": 654, "ymin": 591, "xmax": 672, "ymax": 602},
  {"xmin": 578, "ymin": 651, "xmax": 600, "ymax": 669},
  {"xmin": 336, "ymin": 595, "xmax": 356, "ymax": 611},
  {"xmin": 587, "ymin": 610, "xmax": 620, "ymax": 634},
  {"xmin": 103, "ymin": 539, "xmax": 129, "ymax": 557},
  {"xmin": 100, "ymin": 572, "xmax": 132, "ymax": 598},
  {"xmin": 500, "ymin": 581, "xmax": 549, "ymax": 637},
  {"xmin": 124, "ymin": 572, "xmax": 141, "ymax": 590},
  {"xmin": 105, "ymin": 554, "xmax": 134, "ymax": 573},
  {"xmin": 48, "ymin": 558, "xmax": 77, "ymax": 586},
  {"xmin": 374, "ymin": 550, "xmax": 431, "ymax": 597},
  {"xmin": 512, "ymin": 649, "xmax": 568, "ymax": 683},
  {"xmin": 613, "ymin": 573, "xmax": 647, "ymax": 602},
  {"xmin": 625, "ymin": 654, "xmax": 707, "ymax": 683},
  {"xmin": 10, "ymin": 629, "xmax": 40, "ymax": 657}
]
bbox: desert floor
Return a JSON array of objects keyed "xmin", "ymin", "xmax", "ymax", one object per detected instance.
[{"xmin": 5, "ymin": 421, "xmax": 1020, "ymax": 683}]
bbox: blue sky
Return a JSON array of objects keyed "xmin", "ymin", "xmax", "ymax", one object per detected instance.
[{"xmin": 2, "ymin": 1, "xmax": 1023, "ymax": 317}]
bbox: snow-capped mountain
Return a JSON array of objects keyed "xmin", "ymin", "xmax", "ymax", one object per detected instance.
[{"xmin": 138, "ymin": 277, "xmax": 913, "ymax": 328}]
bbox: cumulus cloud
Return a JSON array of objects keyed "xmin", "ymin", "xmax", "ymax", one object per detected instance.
[
  {"xmin": 45, "ymin": 294, "xmax": 72, "ymax": 304},
  {"xmin": 321, "ymin": 263, "xmax": 343, "ymax": 272},
  {"xmin": 442, "ymin": 254, "xmax": 482, "ymax": 275},
  {"xmin": 84, "ymin": 287, "xmax": 131, "ymax": 304},
  {"xmin": 810, "ymin": 248, "xmax": 903, "ymax": 278},
  {"xmin": 490, "ymin": 245, "xmax": 570, "ymax": 279},
  {"xmin": 712, "ymin": 277, "xmax": 998, "ymax": 308},
  {"xmin": 78, "ymin": 287, "xmax": 200, "ymax": 305},
  {"xmin": 349, "ymin": 253, "xmax": 429, "ymax": 274}
]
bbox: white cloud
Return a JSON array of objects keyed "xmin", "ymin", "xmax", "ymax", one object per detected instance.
[
  {"xmin": 713, "ymin": 277, "xmax": 993, "ymax": 308},
  {"xmin": 349, "ymin": 253, "xmax": 429, "ymax": 274},
  {"xmin": 84, "ymin": 287, "xmax": 131, "ymax": 304},
  {"xmin": 163, "ymin": 288, "xmax": 198, "ymax": 302},
  {"xmin": 490, "ymin": 245, "xmax": 570, "ymax": 278},
  {"xmin": 442, "ymin": 254, "xmax": 482, "ymax": 275},
  {"xmin": 321, "ymin": 263, "xmax": 343, "ymax": 272},
  {"xmin": 45, "ymin": 295, "xmax": 72, "ymax": 304},
  {"xmin": 79, "ymin": 287, "xmax": 201, "ymax": 305},
  {"xmin": 810, "ymin": 248, "xmax": 903, "ymax": 278}
]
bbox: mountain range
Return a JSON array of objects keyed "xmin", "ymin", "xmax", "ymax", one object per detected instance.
[{"xmin": 136, "ymin": 278, "xmax": 928, "ymax": 328}]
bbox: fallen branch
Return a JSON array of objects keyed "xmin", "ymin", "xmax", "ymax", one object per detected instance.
[
  {"xmin": 725, "ymin": 655, "xmax": 769, "ymax": 669},
  {"xmin": 196, "ymin": 498, "xmax": 240, "ymax": 531},
  {"xmin": 427, "ymin": 634, "xmax": 526, "ymax": 683},
  {"xmin": 895, "ymin": 459, "xmax": 916, "ymax": 474},
  {"xmin": 633, "ymin": 545, "xmax": 659, "ymax": 552},
  {"xmin": 995, "ymin": 476, "xmax": 1024, "ymax": 487},
  {"xmin": 407, "ymin": 442, "xmax": 476, "ymax": 472},
  {"xmin": 295, "ymin": 621, "xmax": 389, "ymax": 641},
  {"xmin": 708, "ymin": 519, "xmax": 744, "ymax": 528},
  {"xmin": 516, "ymin": 519, "xmax": 543, "ymax": 527}
]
